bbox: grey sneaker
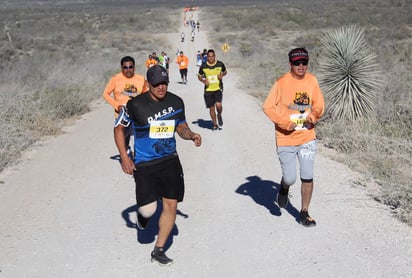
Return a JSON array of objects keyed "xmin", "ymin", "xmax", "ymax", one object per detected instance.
[
  {"xmin": 151, "ymin": 247, "xmax": 173, "ymax": 266},
  {"xmin": 276, "ymin": 186, "xmax": 289, "ymax": 208}
]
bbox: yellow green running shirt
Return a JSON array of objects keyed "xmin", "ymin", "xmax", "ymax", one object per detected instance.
[{"xmin": 198, "ymin": 60, "xmax": 227, "ymax": 92}]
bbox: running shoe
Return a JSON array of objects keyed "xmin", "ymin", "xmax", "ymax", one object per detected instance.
[
  {"xmin": 151, "ymin": 247, "xmax": 173, "ymax": 266},
  {"xmin": 136, "ymin": 213, "xmax": 149, "ymax": 230},
  {"xmin": 212, "ymin": 125, "xmax": 219, "ymax": 131},
  {"xmin": 217, "ymin": 115, "xmax": 223, "ymax": 127},
  {"xmin": 299, "ymin": 210, "xmax": 317, "ymax": 227},
  {"xmin": 276, "ymin": 186, "xmax": 289, "ymax": 208}
]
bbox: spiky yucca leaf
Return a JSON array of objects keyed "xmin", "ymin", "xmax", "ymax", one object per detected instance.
[{"xmin": 318, "ymin": 25, "xmax": 382, "ymax": 121}]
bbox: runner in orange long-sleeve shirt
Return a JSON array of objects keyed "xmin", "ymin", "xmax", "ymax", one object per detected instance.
[{"xmin": 262, "ymin": 47, "xmax": 324, "ymax": 227}]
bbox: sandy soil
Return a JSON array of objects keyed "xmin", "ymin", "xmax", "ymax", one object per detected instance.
[{"xmin": 0, "ymin": 8, "xmax": 411, "ymax": 278}]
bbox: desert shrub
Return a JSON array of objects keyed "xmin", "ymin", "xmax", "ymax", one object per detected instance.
[
  {"xmin": 318, "ymin": 25, "xmax": 382, "ymax": 121},
  {"xmin": 239, "ymin": 42, "xmax": 253, "ymax": 58}
]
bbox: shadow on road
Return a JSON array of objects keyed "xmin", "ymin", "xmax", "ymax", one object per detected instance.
[
  {"xmin": 121, "ymin": 201, "xmax": 189, "ymax": 251},
  {"xmin": 110, "ymin": 154, "xmax": 121, "ymax": 161},
  {"xmin": 109, "ymin": 152, "xmax": 134, "ymax": 166},
  {"xmin": 192, "ymin": 119, "xmax": 214, "ymax": 130},
  {"xmin": 235, "ymin": 175, "xmax": 300, "ymax": 221}
]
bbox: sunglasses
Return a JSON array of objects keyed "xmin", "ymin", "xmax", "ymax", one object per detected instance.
[
  {"xmin": 291, "ymin": 60, "xmax": 308, "ymax": 66},
  {"xmin": 122, "ymin": 65, "xmax": 134, "ymax": 70},
  {"xmin": 152, "ymin": 81, "xmax": 168, "ymax": 87}
]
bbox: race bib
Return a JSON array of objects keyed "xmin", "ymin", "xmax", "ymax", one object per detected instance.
[
  {"xmin": 290, "ymin": 112, "xmax": 308, "ymax": 130},
  {"xmin": 207, "ymin": 75, "xmax": 218, "ymax": 83},
  {"xmin": 149, "ymin": 120, "xmax": 175, "ymax": 138}
]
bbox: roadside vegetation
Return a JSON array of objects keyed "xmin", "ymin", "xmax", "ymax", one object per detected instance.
[
  {"xmin": 200, "ymin": 0, "xmax": 411, "ymax": 223},
  {"xmin": 0, "ymin": 4, "xmax": 180, "ymax": 172}
]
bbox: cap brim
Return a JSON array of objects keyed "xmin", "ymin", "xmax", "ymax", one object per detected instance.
[
  {"xmin": 150, "ymin": 81, "xmax": 169, "ymax": 87},
  {"xmin": 290, "ymin": 57, "xmax": 309, "ymax": 62}
]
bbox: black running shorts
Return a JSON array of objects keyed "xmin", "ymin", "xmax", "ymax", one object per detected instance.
[
  {"xmin": 133, "ymin": 155, "xmax": 184, "ymax": 207},
  {"xmin": 204, "ymin": 90, "xmax": 223, "ymax": 108},
  {"xmin": 179, "ymin": 68, "xmax": 188, "ymax": 78}
]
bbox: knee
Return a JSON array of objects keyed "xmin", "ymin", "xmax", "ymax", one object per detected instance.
[
  {"xmin": 138, "ymin": 201, "xmax": 157, "ymax": 218},
  {"xmin": 162, "ymin": 199, "xmax": 178, "ymax": 212},
  {"xmin": 282, "ymin": 176, "xmax": 296, "ymax": 186}
]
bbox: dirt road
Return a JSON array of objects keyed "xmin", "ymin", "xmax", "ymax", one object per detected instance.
[{"xmin": 0, "ymin": 9, "xmax": 411, "ymax": 278}]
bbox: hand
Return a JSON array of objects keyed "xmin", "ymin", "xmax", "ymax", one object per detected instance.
[
  {"xmin": 288, "ymin": 122, "xmax": 297, "ymax": 131},
  {"xmin": 303, "ymin": 116, "xmax": 314, "ymax": 130},
  {"xmin": 116, "ymin": 104, "xmax": 125, "ymax": 113},
  {"xmin": 305, "ymin": 115, "xmax": 313, "ymax": 124},
  {"xmin": 191, "ymin": 133, "xmax": 202, "ymax": 147},
  {"xmin": 120, "ymin": 156, "xmax": 136, "ymax": 175}
]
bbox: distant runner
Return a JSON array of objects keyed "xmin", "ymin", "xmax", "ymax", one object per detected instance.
[
  {"xmin": 197, "ymin": 49, "xmax": 227, "ymax": 130},
  {"xmin": 176, "ymin": 51, "xmax": 189, "ymax": 84}
]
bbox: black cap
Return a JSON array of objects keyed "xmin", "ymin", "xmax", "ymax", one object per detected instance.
[
  {"xmin": 147, "ymin": 65, "xmax": 169, "ymax": 86},
  {"xmin": 288, "ymin": 48, "xmax": 309, "ymax": 62}
]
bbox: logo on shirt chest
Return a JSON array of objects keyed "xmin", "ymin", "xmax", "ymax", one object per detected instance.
[
  {"xmin": 288, "ymin": 92, "xmax": 311, "ymax": 112},
  {"xmin": 147, "ymin": 106, "xmax": 175, "ymax": 123}
]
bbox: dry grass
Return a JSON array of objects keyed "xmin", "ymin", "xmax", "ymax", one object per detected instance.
[
  {"xmin": 199, "ymin": 0, "xmax": 412, "ymax": 223},
  {"xmin": 0, "ymin": 3, "xmax": 180, "ymax": 171}
]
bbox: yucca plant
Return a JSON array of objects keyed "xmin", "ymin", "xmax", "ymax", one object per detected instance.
[{"xmin": 318, "ymin": 25, "xmax": 382, "ymax": 121}]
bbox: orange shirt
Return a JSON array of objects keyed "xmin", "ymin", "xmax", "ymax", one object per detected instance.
[
  {"xmin": 145, "ymin": 58, "xmax": 157, "ymax": 68},
  {"xmin": 176, "ymin": 55, "xmax": 189, "ymax": 69},
  {"xmin": 102, "ymin": 72, "xmax": 148, "ymax": 117},
  {"xmin": 262, "ymin": 71, "xmax": 325, "ymax": 147}
]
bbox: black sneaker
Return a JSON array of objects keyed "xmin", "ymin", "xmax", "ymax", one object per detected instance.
[
  {"xmin": 299, "ymin": 210, "xmax": 317, "ymax": 227},
  {"xmin": 212, "ymin": 125, "xmax": 219, "ymax": 131},
  {"xmin": 151, "ymin": 247, "xmax": 173, "ymax": 266},
  {"xmin": 217, "ymin": 115, "xmax": 223, "ymax": 127},
  {"xmin": 136, "ymin": 213, "xmax": 149, "ymax": 230},
  {"xmin": 276, "ymin": 186, "xmax": 289, "ymax": 208}
]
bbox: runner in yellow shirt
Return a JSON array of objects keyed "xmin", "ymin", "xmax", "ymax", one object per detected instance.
[{"xmin": 197, "ymin": 49, "xmax": 227, "ymax": 130}]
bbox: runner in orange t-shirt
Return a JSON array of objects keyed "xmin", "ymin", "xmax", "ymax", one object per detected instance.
[
  {"xmin": 176, "ymin": 51, "xmax": 189, "ymax": 84},
  {"xmin": 103, "ymin": 56, "xmax": 148, "ymax": 153},
  {"xmin": 145, "ymin": 54, "xmax": 158, "ymax": 69}
]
